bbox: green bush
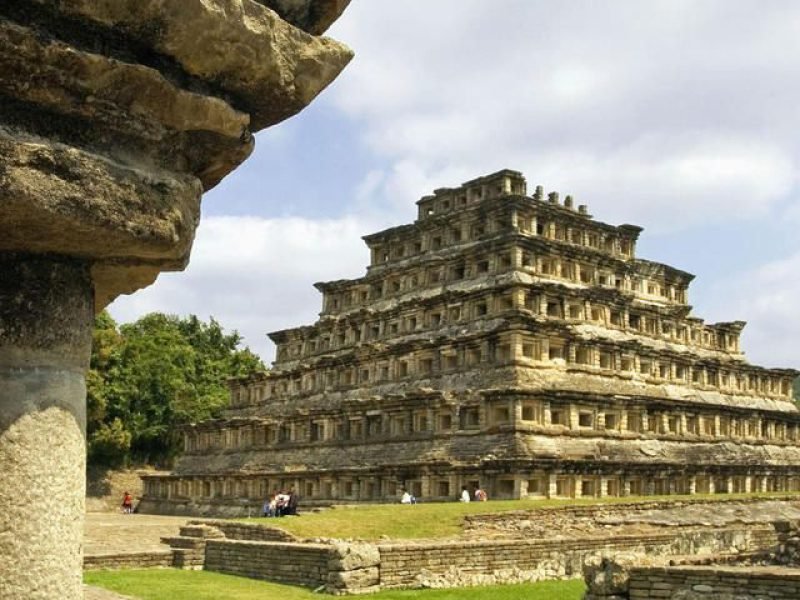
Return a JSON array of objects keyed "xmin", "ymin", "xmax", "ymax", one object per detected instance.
[{"xmin": 86, "ymin": 312, "xmax": 264, "ymax": 467}]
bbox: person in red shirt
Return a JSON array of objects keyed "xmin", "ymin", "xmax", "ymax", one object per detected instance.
[{"xmin": 121, "ymin": 491, "xmax": 134, "ymax": 514}]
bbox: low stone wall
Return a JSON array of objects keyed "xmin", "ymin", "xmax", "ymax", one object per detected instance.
[
  {"xmin": 774, "ymin": 519, "xmax": 800, "ymax": 565},
  {"xmin": 204, "ymin": 539, "xmax": 380, "ymax": 594},
  {"xmin": 205, "ymin": 540, "xmax": 331, "ymax": 588},
  {"xmin": 627, "ymin": 565, "xmax": 800, "ymax": 599},
  {"xmin": 464, "ymin": 499, "xmax": 691, "ymax": 529},
  {"xmin": 197, "ymin": 525, "xmax": 775, "ymax": 593},
  {"xmin": 378, "ymin": 526, "xmax": 775, "ymax": 589},
  {"xmin": 138, "ymin": 498, "xmax": 264, "ymax": 519},
  {"xmin": 189, "ymin": 519, "xmax": 297, "ymax": 542},
  {"xmin": 583, "ymin": 519, "xmax": 800, "ymax": 599},
  {"xmin": 463, "ymin": 496, "xmax": 800, "ymax": 533},
  {"xmin": 84, "ymin": 551, "xmax": 173, "ymax": 570}
]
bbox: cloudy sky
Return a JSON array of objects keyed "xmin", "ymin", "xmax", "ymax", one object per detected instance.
[{"xmin": 110, "ymin": 1, "xmax": 800, "ymax": 369}]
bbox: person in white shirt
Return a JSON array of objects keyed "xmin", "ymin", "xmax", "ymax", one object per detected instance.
[
  {"xmin": 400, "ymin": 489, "xmax": 414, "ymax": 504},
  {"xmin": 459, "ymin": 486, "xmax": 470, "ymax": 502},
  {"xmin": 275, "ymin": 490, "xmax": 290, "ymax": 516}
]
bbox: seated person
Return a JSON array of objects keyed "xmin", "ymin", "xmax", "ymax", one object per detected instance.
[
  {"xmin": 459, "ymin": 486, "xmax": 470, "ymax": 502},
  {"xmin": 400, "ymin": 488, "xmax": 416, "ymax": 504},
  {"xmin": 275, "ymin": 490, "xmax": 290, "ymax": 517}
]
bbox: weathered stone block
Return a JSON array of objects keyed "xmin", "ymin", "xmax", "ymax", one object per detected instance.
[
  {"xmin": 328, "ymin": 566, "xmax": 380, "ymax": 589},
  {"xmin": 35, "ymin": 0, "xmax": 354, "ymax": 131},
  {"xmin": 583, "ymin": 555, "xmax": 636, "ymax": 596},
  {"xmin": 329, "ymin": 541, "xmax": 381, "ymax": 570}
]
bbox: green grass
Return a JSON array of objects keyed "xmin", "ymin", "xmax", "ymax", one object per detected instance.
[
  {"xmin": 241, "ymin": 492, "xmax": 800, "ymax": 540},
  {"xmin": 85, "ymin": 570, "xmax": 585, "ymax": 600}
]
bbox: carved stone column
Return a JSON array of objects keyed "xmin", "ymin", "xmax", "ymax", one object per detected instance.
[
  {"xmin": 0, "ymin": 1, "xmax": 352, "ymax": 597},
  {"xmin": 0, "ymin": 256, "xmax": 93, "ymax": 598}
]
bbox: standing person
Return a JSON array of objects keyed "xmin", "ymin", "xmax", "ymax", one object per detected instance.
[
  {"xmin": 459, "ymin": 486, "xmax": 470, "ymax": 502},
  {"xmin": 121, "ymin": 491, "xmax": 133, "ymax": 514},
  {"xmin": 287, "ymin": 487, "xmax": 299, "ymax": 516},
  {"xmin": 275, "ymin": 490, "xmax": 289, "ymax": 517},
  {"xmin": 262, "ymin": 494, "xmax": 275, "ymax": 517},
  {"xmin": 268, "ymin": 494, "xmax": 278, "ymax": 517}
]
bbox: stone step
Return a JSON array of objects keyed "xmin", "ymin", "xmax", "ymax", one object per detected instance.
[
  {"xmin": 171, "ymin": 548, "xmax": 205, "ymax": 571},
  {"xmin": 84, "ymin": 551, "xmax": 173, "ymax": 570},
  {"xmin": 161, "ymin": 536, "xmax": 206, "ymax": 549},
  {"xmin": 179, "ymin": 525, "xmax": 225, "ymax": 539}
]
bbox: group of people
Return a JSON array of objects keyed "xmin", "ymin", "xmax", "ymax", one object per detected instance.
[
  {"xmin": 400, "ymin": 488, "xmax": 417, "ymax": 504},
  {"xmin": 460, "ymin": 485, "xmax": 488, "ymax": 502},
  {"xmin": 262, "ymin": 488, "xmax": 299, "ymax": 517},
  {"xmin": 398, "ymin": 485, "xmax": 489, "ymax": 504}
]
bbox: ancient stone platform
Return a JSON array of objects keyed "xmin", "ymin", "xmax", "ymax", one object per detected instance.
[{"xmin": 142, "ymin": 169, "xmax": 800, "ymax": 517}]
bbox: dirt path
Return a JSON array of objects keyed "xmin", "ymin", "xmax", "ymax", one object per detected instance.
[
  {"xmin": 85, "ymin": 585, "xmax": 136, "ymax": 600},
  {"xmin": 85, "ymin": 513, "xmax": 189, "ymax": 556}
]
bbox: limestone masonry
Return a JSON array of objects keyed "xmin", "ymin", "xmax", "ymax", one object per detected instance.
[
  {"xmin": 0, "ymin": 1, "xmax": 352, "ymax": 597},
  {"xmin": 142, "ymin": 169, "xmax": 800, "ymax": 515}
]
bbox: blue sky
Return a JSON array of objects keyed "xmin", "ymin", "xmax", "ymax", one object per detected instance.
[{"xmin": 110, "ymin": 1, "xmax": 800, "ymax": 369}]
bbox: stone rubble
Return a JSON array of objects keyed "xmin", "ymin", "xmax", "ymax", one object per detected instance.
[{"xmin": 583, "ymin": 520, "xmax": 800, "ymax": 600}]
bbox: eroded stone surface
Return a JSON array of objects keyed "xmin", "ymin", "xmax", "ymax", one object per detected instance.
[
  {"xmin": 0, "ymin": 0, "xmax": 352, "ymax": 305},
  {"xmin": 0, "ymin": 2, "xmax": 353, "ymax": 597},
  {"xmin": 0, "ymin": 134, "xmax": 202, "ymax": 260},
  {"xmin": 464, "ymin": 499, "xmax": 800, "ymax": 540},
  {"xmin": 257, "ymin": 0, "xmax": 351, "ymax": 34},
  {"xmin": 0, "ymin": 256, "xmax": 92, "ymax": 600},
  {"xmin": 30, "ymin": 0, "xmax": 354, "ymax": 130},
  {"xmin": 0, "ymin": 19, "xmax": 249, "ymax": 141},
  {"xmin": 0, "ymin": 402, "xmax": 86, "ymax": 599},
  {"xmin": 0, "ymin": 255, "xmax": 93, "ymax": 369}
]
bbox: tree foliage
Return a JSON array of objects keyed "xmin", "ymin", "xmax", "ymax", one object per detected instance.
[{"xmin": 87, "ymin": 312, "xmax": 264, "ymax": 467}]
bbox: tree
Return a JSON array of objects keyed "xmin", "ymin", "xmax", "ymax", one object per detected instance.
[
  {"xmin": 87, "ymin": 311, "xmax": 264, "ymax": 467},
  {"xmin": 86, "ymin": 311, "xmax": 122, "ymax": 460}
]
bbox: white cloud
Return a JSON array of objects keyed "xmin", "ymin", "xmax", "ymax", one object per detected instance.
[
  {"xmin": 108, "ymin": 215, "xmax": 375, "ymax": 363},
  {"xmin": 705, "ymin": 250, "xmax": 800, "ymax": 369},
  {"xmin": 329, "ymin": 0, "xmax": 800, "ymax": 232},
  {"xmin": 523, "ymin": 135, "xmax": 795, "ymax": 231},
  {"xmin": 343, "ymin": 134, "xmax": 794, "ymax": 235}
]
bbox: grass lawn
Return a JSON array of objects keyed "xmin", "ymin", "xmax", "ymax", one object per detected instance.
[
  {"xmin": 241, "ymin": 492, "xmax": 799, "ymax": 540},
  {"xmin": 85, "ymin": 569, "xmax": 586, "ymax": 600}
]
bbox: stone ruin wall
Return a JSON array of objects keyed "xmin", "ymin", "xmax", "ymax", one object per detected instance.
[
  {"xmin": 136, "ymin": 499, "xmax": 800, "ymax": 593},
  {"xmin": 157, "ymin": 513, "xmax": 779, "ymax": 594},
  {"xmin": 175, "ymin": 513, "xmax": 800, "ymax": 595},
  {"xmin": 142, "ymin": 170, "xmax": 800, "ymax": 516},
  {"xmin": 0, "ymin": 1, "xmax": 352, "ymax": 597},
  {"xmin": 624, "ymin": 566, "xmax": 800, "ymax": 600},
  {"xmin": 583, "ymin": 520, "xmax": 800, "ymax": 600}
]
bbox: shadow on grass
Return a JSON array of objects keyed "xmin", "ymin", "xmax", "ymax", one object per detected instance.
[{"xmin": 85, "ymin": 569, "xmax": 586, "ymax": 600}]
